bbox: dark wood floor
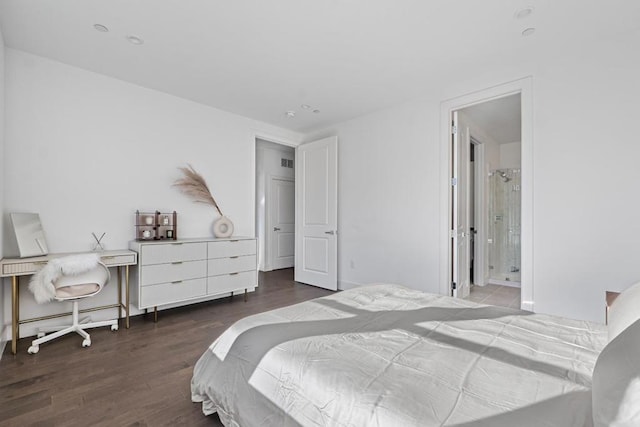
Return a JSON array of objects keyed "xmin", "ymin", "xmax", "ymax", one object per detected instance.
[{"xmin": 0, "ymin": 269, "xmax": 333, "ymax": 426}]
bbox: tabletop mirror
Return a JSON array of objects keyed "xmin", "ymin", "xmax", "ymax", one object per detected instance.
[{"xmin": 10, "ymin": 212, "xmax": 50, "ymax": 258}]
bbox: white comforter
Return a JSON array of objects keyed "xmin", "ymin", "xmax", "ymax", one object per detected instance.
[{"xmin": 191, "ymin": 284, "xmax": 607, "ymax": 426}]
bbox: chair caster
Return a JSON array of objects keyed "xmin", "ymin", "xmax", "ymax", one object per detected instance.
[
  {"xmin": 28, "ymin": 345, "xmax": 39, "ymax": 354},
  {"xmin": 82, "ymin": 339, "xmax": 91, "ymax": 348},
  {"xmin": 111, "ymin": 324, "xmax": 119, "ymax": 331},
  {"xmin": 37, "ymin": 332, "xmax": 46, "ymax": 338}
]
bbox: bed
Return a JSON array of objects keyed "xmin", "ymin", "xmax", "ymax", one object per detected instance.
[{"xmin": 191, "ymin": 283, "xmax": 640, "ymax": 427}]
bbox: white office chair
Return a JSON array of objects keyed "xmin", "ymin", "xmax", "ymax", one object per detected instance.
[{"xmin": 27, "ymin": 260, "xmax": 118, "ymax": 354}]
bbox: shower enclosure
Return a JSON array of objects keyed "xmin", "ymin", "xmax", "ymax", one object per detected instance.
[{"xmin": 488, "ymin": 168, "xmax": 521, "ymax": 285}]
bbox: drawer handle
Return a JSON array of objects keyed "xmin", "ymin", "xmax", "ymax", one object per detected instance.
[
  {"xmin": 229, "ymin": 272, "xmax": 239, "ymax": 276},
  {"xmin": 171, "ymin": 261, "xmax": 183, "ymax": 265},
  {"xmin": 101, "ymin": 256, "xmax": 115, "ymax": 260},
  {"xmin": 230, "ymin": 240, "xmax": 239, "ymax": 242},
  {"xmin": 33, "ymin": 261, "xmax": 48, "ymax": 266},
  {"xmin": 230, "ymin": 256, "xmax": 239, "ymax": 259},
  {"xmin": 171, "ymin": 280, "xmax": 183, "ymax": 284},
  {"xmin": 171, "ymin": 243, "xmax": 183, "ymax": 246}
]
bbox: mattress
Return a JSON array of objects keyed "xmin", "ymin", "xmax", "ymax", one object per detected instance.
[{"xmin": 191, "ymin": 284, "xmax": 607, "ymax": 426}]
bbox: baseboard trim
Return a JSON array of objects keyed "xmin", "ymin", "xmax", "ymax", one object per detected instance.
[
  {"xmin": 521, "ymin": 300, "xmax": 534, "ymax": 311},
  {"xmin": 337, "ymin": 280, "xmax": 362, "ymax": 291},
  {"xmin": 488, "ymin": 279, "xmax": 521, "ymax": 288}
]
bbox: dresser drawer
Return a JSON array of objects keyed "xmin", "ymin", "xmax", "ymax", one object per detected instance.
[
  {"xmin": 207, "ymin": 270, "xmax": 257, "ymax": 296},
  {"xmin": 208, "ymin": 240, "xmax": 256, "ymax": 259},
  {"xmin": 140, "ymin": 260, "xmax": 207, "ymax": 286},
  {"xmin": 140, "ymin": 242, "xmax": 207, "ymax": 265},
  {"xmin": 140, "ymin": 278, "xmax": 207, "ymax": 308},
  {"xmin": 208, "ymin": 255, "xmax": 256, "ymax": 276}
]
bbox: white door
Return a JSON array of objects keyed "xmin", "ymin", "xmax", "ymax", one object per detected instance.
[
  {"xmin": 295, "ymin": 136, "xmax": 338, "ymax": 291},
  {"xmin": 270, "ymin": 177, "xmax": 295, "ymax": 270},
  {"xmin": 451, "ymin": 111, "xmax": 471, "ymax": 298}
]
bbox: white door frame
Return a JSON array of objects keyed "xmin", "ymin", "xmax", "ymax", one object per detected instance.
[
  {"xmin": 266, "ymin": 175, "xmax": 295, "ymax": 270},
  {"xmin": 439, "ymin": 77, "xmax": 534, "ymax": 311}
]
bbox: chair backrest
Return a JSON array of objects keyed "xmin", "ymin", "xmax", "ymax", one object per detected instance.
[{"xmin": 54, "ymin": 262, "xmax": 110, "ymax": 300}]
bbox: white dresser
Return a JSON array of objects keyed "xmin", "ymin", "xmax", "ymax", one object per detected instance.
[{"xmin": 129, "ymin": 237, "xmax": 257, "ymax": 315}]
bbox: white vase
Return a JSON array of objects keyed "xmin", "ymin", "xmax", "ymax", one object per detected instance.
[{"xmin": 212, "ymin": 215, "xmax": 234, "ymax": 238}]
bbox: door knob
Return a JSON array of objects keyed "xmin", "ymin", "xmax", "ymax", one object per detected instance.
[
  {"xmin": 324, "ymin": 230, "xmax": 335, "ymax": 235},
  {"xmin": 273, "ymin": 227, "xmax": 281, "ymax": 231}
]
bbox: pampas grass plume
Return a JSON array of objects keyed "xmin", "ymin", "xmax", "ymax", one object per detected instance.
[{"xmin": 173, "ymin": 164, "xmax": 223, "ymax": 216}]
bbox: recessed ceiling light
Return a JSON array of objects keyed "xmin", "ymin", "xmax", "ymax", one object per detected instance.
[
  {"xmin": 301, "ymin": 104, "xmax": 311, "ymax": 109},
  {"xmin": 313, "ymin": 109, "xmax": 320, "ymax": 114},
  {"xmin": 93, "ymin": 24, "xmax": 109, "ymax": 33},
  {"xmin": 521, "ymin": 27, "xmax": 536, "ymax": 37},
  {"xmin": 126, "ymin": 35, "xmax": 144, "ymax": 45},
  {"xmin": 515, "ymin": 6, "xmax": 534, "ymax": 19},
  {"xmin": 285, "ymin": 111, "xmax": 296, "ymax": 118}
]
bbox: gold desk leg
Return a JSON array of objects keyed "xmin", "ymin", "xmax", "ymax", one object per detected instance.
[
  {"xmin": 125, "ymin": 265, "xmax": 130, "ymax": 329},
  {"xmin": 15, "ymin": 277, "xmax": 20, "ymax": 341},
  {"xmin": 117, "ymin": 266, "xmax": 122, "ymax": 322},
  {"xmin": 154, "ymin": 306, "xmax": 158, "ymax": 323},
  {"xmin": 11, "ymin": 276, "xmax": 18, "ymax": 355}
]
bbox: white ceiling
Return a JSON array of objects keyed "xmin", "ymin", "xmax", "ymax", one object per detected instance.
[
  {"xmin": 0, "ymin": 0, "xmax": 639, "ymax": 133},
  {"xmin": 462, "ymin": 94, "xmax": 521, "ymax": 145}
]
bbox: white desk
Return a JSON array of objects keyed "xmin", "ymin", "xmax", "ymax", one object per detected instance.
[{"xmin": 0, "ymin": 250, "xmax": 138, "ymax": 355}]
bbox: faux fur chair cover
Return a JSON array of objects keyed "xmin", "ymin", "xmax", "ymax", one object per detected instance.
[{"xmin": 29, "ymin": 253, "xmax": 101, "ymax": 303}]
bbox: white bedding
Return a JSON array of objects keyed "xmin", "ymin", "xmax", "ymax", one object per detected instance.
[{"xmin": 191, "ymin": 284, "xmax": 607, "ymax": 426}]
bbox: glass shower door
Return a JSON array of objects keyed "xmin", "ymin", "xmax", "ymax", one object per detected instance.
[{"xmin": 488, "ymin": 169, "xmax": 521, "ymax": 284}]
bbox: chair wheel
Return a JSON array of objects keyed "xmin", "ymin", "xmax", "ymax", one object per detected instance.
[
  {"xmin": 82, "ymin": 339, "xmax": 91, "ymax": 348},
  {"xmin": 28, "ymin": 345, "xmax": 39, "ymax": 354},
  {"xmin": 111, "ymin": 324, "xmax": 119, "ymax": 331},
  {"xmin": 37, "ymin": 332, "xmax": 46, "ymax": 338}
]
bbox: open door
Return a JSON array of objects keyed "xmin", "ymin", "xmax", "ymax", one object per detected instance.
[
  {"xmin": 451, "ymin": 112, "xmax": 471, "ymax": 298},
  {"xmin": 295, "ymin": 136, "xmax": 338, "ymax": 291}
]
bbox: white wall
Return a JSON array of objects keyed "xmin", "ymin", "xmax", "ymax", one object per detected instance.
[
  {"xmin": 255, "ymin": 139, "xmax": 294, "ymax": 271},
  {"xmin": 500, "ymin": 142, "xmax": 521, "ymax": 169},
  {"xmin": 311, "ymin": 100, "xmax": 441, "ymax": 291},
  {"xmin": 306, "ymin": 30, "xmax": 640, "ymax": 323},
  {"xmin": 3, "ymin": 49, "xmax": 302, "ymax": 337},
  {"xmin": 460, "ymin": 111, "xmax": 501, "ymax": 173}
]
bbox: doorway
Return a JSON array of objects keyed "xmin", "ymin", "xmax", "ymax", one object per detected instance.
[
  {"xmin": 440, "ymin": 77, "xmax": 533, "ymax": 311},
  {"xmin": 458, "ymin": 95, "xmax": 522, "ymax": 308},
  {"xmin": 255, "ymin": 139, "xmax": 295, "ymax": 272},
  {"xmin": 254, "ymin": 135, "xmax": 339, "ymax": 292}
]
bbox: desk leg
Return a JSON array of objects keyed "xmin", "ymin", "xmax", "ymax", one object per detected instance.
[
  {"xmin": 125, "ymin": 265, "xmax": 130, "ymax": 329},
  {"xmin": 15, "ymin": 277, "xmax": 20, "ymax": 341},
  {"xmin": 11, "ymin": 276, "xmax": 18, "ymax": 355},
  {"xmin": 117, "ymin": 266, "xmax": 122, "ymax": 322}
]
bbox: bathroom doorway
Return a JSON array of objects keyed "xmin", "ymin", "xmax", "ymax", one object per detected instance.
[{"xmin": 448, "ymin": 92, "xmax": 524, "ymax": 308}]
